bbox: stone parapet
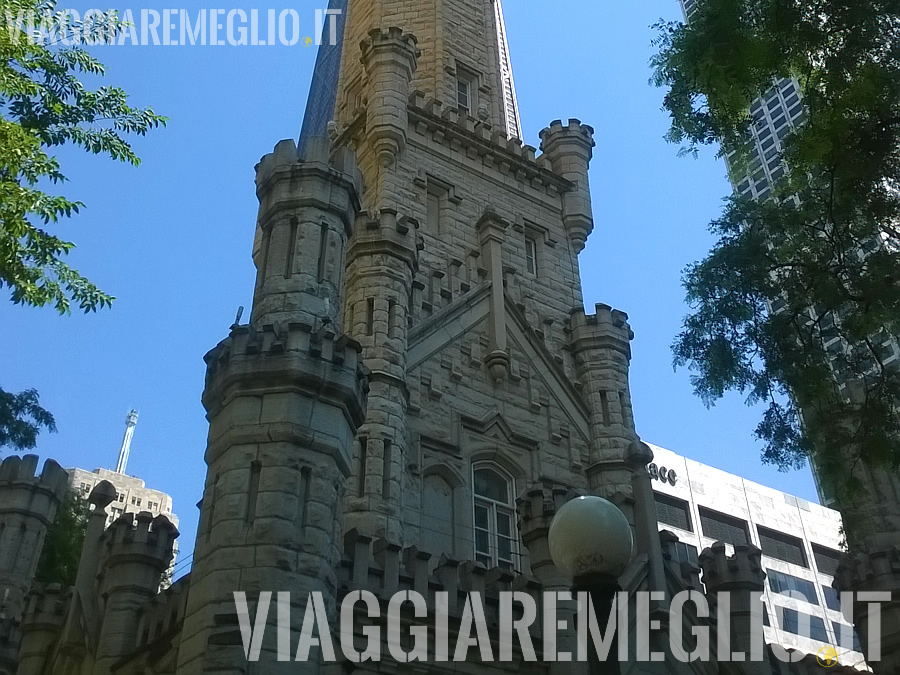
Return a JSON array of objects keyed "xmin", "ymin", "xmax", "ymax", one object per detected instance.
[
  {"xmin": 202, "ymin": 322, "xmax": 369, "ymax": 465},
  {"xmin": 338, "ymin": 529, "xmax": 543, "ymax": 634},
  {"xmin": 17, "ymin": 583, "xmax": 71, "ymax": 674},
  {"xmin": 133, "ymin": 574, "xmax": 190, "ymax": 652}
]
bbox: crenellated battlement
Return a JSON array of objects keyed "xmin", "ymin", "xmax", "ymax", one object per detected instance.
[
  {"xmin": 15, "ymin": 584, "xmax": 71, "ymax": 675},
  {"xmin": 20, "ymin": 583, "xmax": 71, "ymax": 625},
  {"xmin": 0, "ymin": 455, "xmax": 69, "ymax": 631},
  {"xmin": 204, "ymin": 321, "xmax": 369, "ymax": 397},
  {"xmin": 359, "ymin": 27, "xmax": 420, "ymax": 66},
  {"xmin": 253, "ymin": 137, "xmax": 362, "ymax": 245},
  {"xmin": 539, "ymin": 119, "xmax": 596, "ymax": 159},
  {"xmin": 659, "ymin": 530, "xmax": 703, "ymax": 591},
  {"xmin": 134, "ymin": 574, "xmax": 190, "ymax": 650},
  {"xmin": 346, "ymin": 207, "xmax": 422, "ymax": 274},
  {"xmin": 405, "ymin": 91, "xmax": 574, "ymax": 197},
  {"xmin": 338, "ymin": 529, "xmax": 542, "ymax": 624},
  {"xmin": 0, "ymin": 455, "xmax": 68, "ymax": 501},
  {"xmin": 516, "ymin": 483, "xmax": 580, "ymax": 541},
  {"xmin": 100, "ymin": 511, "xmax": 179, "ymax": 569},
  {"xmin": 698, "ymin": 542, "xmax": 765, "ymax": 593},
  {"xmin": 569, "ymin": 303, "xmax": 635, "ymax": 356}
]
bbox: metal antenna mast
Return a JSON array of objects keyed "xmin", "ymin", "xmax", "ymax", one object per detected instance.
[{"xmin": 115, "ymin": 409, "xmax": 139, "ymax": 474}]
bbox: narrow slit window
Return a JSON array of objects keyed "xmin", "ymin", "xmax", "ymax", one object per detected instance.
[
  {"xmin": 317, "ymin": 222, "xmax": 329, "ymax": 281},
  {"xmin": 297, "ymin": 467, "xmax": 311, "ymax": 526},
  {"xmin": 525, "ymin": 236, "xmax": 537, "ymax": 275},
  {"xmin": 366, "ymin": 298, "xmax": 375, "ymax": 336},
  {"xmin": 600, "ymin": 391, "xmax": 610, "ymax": 425},
  {"xmin": 427, "ymin": 191, "xmax": 441, "ymax": 233},
  {"xmin": 358, "ymin": 437, "xmax": 368, "ymax": 497},
  {"xmin": 382, "ymin": 439, "xmax": 392, "ymax": 500},
  {"xmin": 388, "ymin": 299, "xmax": 397, "ymax": 339},
  {"xmin": 285, "ymin": 218, "xmax": 298, "ymax": 278},
  {"xmin": 261, "ymin": 229, "xmax": 272, "ymax": 279},
  {"xmin": 246, "ymin": 461, "xmax": 261, "ymax": 523}
]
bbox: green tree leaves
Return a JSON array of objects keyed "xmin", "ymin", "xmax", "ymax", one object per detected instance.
[
  {"xmin": 1, "ymin": 0, "xmax": 166, "ymax": 314},
  {"xmin": 653, "ymin": 0, "xmax": 900, "ymax": 501},
  {"xmin": 34, "ymin": 490, "xmax": 89, "ymax": 585},
  {"xmin": 1, "ymin": 0, "xmax": 164, "ymax": 453},
  {"xmin": 0, "ymin": 387, "xmax": 55, "ymax": 450}
]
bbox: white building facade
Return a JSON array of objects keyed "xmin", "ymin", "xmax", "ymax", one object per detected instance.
[{"xmin": 648, "ymin": 443, "xmax": 867, "ymax": 669}]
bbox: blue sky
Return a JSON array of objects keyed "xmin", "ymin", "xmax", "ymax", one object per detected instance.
[{"xmin": 0, "ymin": 0, "xmax": 819, "ymax": 574}]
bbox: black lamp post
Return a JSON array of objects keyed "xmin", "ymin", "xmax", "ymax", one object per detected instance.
[{"xmin": 548, "ymin": 496, "xmax": 634, "ymax": 675}]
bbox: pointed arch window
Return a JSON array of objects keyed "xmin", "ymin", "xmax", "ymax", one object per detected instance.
[{"xmin": 472, "ymin": 464, "xmax": 518, "ymax": 570}]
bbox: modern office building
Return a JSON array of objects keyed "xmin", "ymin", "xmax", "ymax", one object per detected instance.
[
  {"xmin": 66, "ymin": 466, "xmax": 177, "ymax": 529},
  {"xmin": 649, "ymin": 443, "xmax": 867, "ymax": 669},
  {"xmin": 65, "ymin": 411, "xmax": 179, "ymax": 575}
]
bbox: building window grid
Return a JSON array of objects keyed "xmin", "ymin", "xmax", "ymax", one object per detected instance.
[
  {"xmin": 767, "ymin": 569, "xmax": 819, "ymax": 605},
  {"xmin": 698, "ymin": 507, "xmax": 749, "ymax": 546},
  {"xmin": 812, "ymin": 544, "xmax": 842, "ymax": 577},
  {"xmin": 472, "ymin": 465, "xmax": 518, "ymax": 571},
  {"xmin": 778, "ymin": 607, "xmax": 829, "ymax": 642},
  {"xmin": 758, "ymin": 526, "xmax": 809, "ymax": 568},
  {"xmin": 832, "ymin": 621, "xmax": 863, "ymax": 652},
  {"xmin": 654, "ymin": 493, "xmax": 693, "ymax": 532}
]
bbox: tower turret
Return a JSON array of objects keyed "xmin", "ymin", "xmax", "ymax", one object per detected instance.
[
  {"xmin": 699, "ymin": 543, "xmax": 769, "ymax": 674},
  {"xmin": 835, "ymin": 549, "xmax": 900, "ymax": 674},
  {"xmin": 568, "ymin": 304, "xmax": 638, "ymax": 501},
  {"xmin": 344, "ymin": 208, "xmax": 419, "ymax": 541},
  {"xmin": 539, "ymin": 119, "xmax": 596, "ymax": 252},
  {"xmin": 359, "ymin": 27, "xmax": 420, "ymax": 168},
  {"xmin": 0, "ymin": 455, "xmax": 68, "ymax": 623},
  {"xmin": 177, "ymin": 137, "xmax": 368, "ymax": 673},
  {"xmin": 250, "ymin": 137, "xmax": 361, "ymax": 328},
  {"xmin": 94, "ymin": 512, "xmax": 178, "ymax": 674}
]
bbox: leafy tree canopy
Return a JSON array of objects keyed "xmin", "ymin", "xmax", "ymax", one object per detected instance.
[
  {"xmin": 34, "ymin": 489, "xmax": 89, "ymax": 585},
  {"xmin": 1, "ymin": 0, "xmax": 164, "ymax": 452},
  {"xmin": 652, "ymin": 0, "xmax": 900, "ymax": 500},
  {"xmin": 0, "ymin": 387, "xmax": 55, "ymax": 450}
]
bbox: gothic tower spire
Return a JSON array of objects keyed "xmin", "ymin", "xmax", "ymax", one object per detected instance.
[{"xmin": 299, "ymin": 0, "xmax": 522, "ymax": 157}]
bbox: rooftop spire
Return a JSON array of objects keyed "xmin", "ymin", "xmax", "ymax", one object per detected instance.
[
  {"xmin": 114, "ymin": 409, "xmax": 138, "ymax": 474},
  {"xmin": 298, "ymin": 0, "xmax": 523, "ymax": 154},
  {"xmin": 493, "ymin": 0, "xmax": 522, "ymax": 140}
]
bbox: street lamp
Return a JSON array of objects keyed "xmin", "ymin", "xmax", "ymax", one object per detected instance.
[{"xmin": 548, "ymin": 495, "xmax": 634, "ymax": 674}]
